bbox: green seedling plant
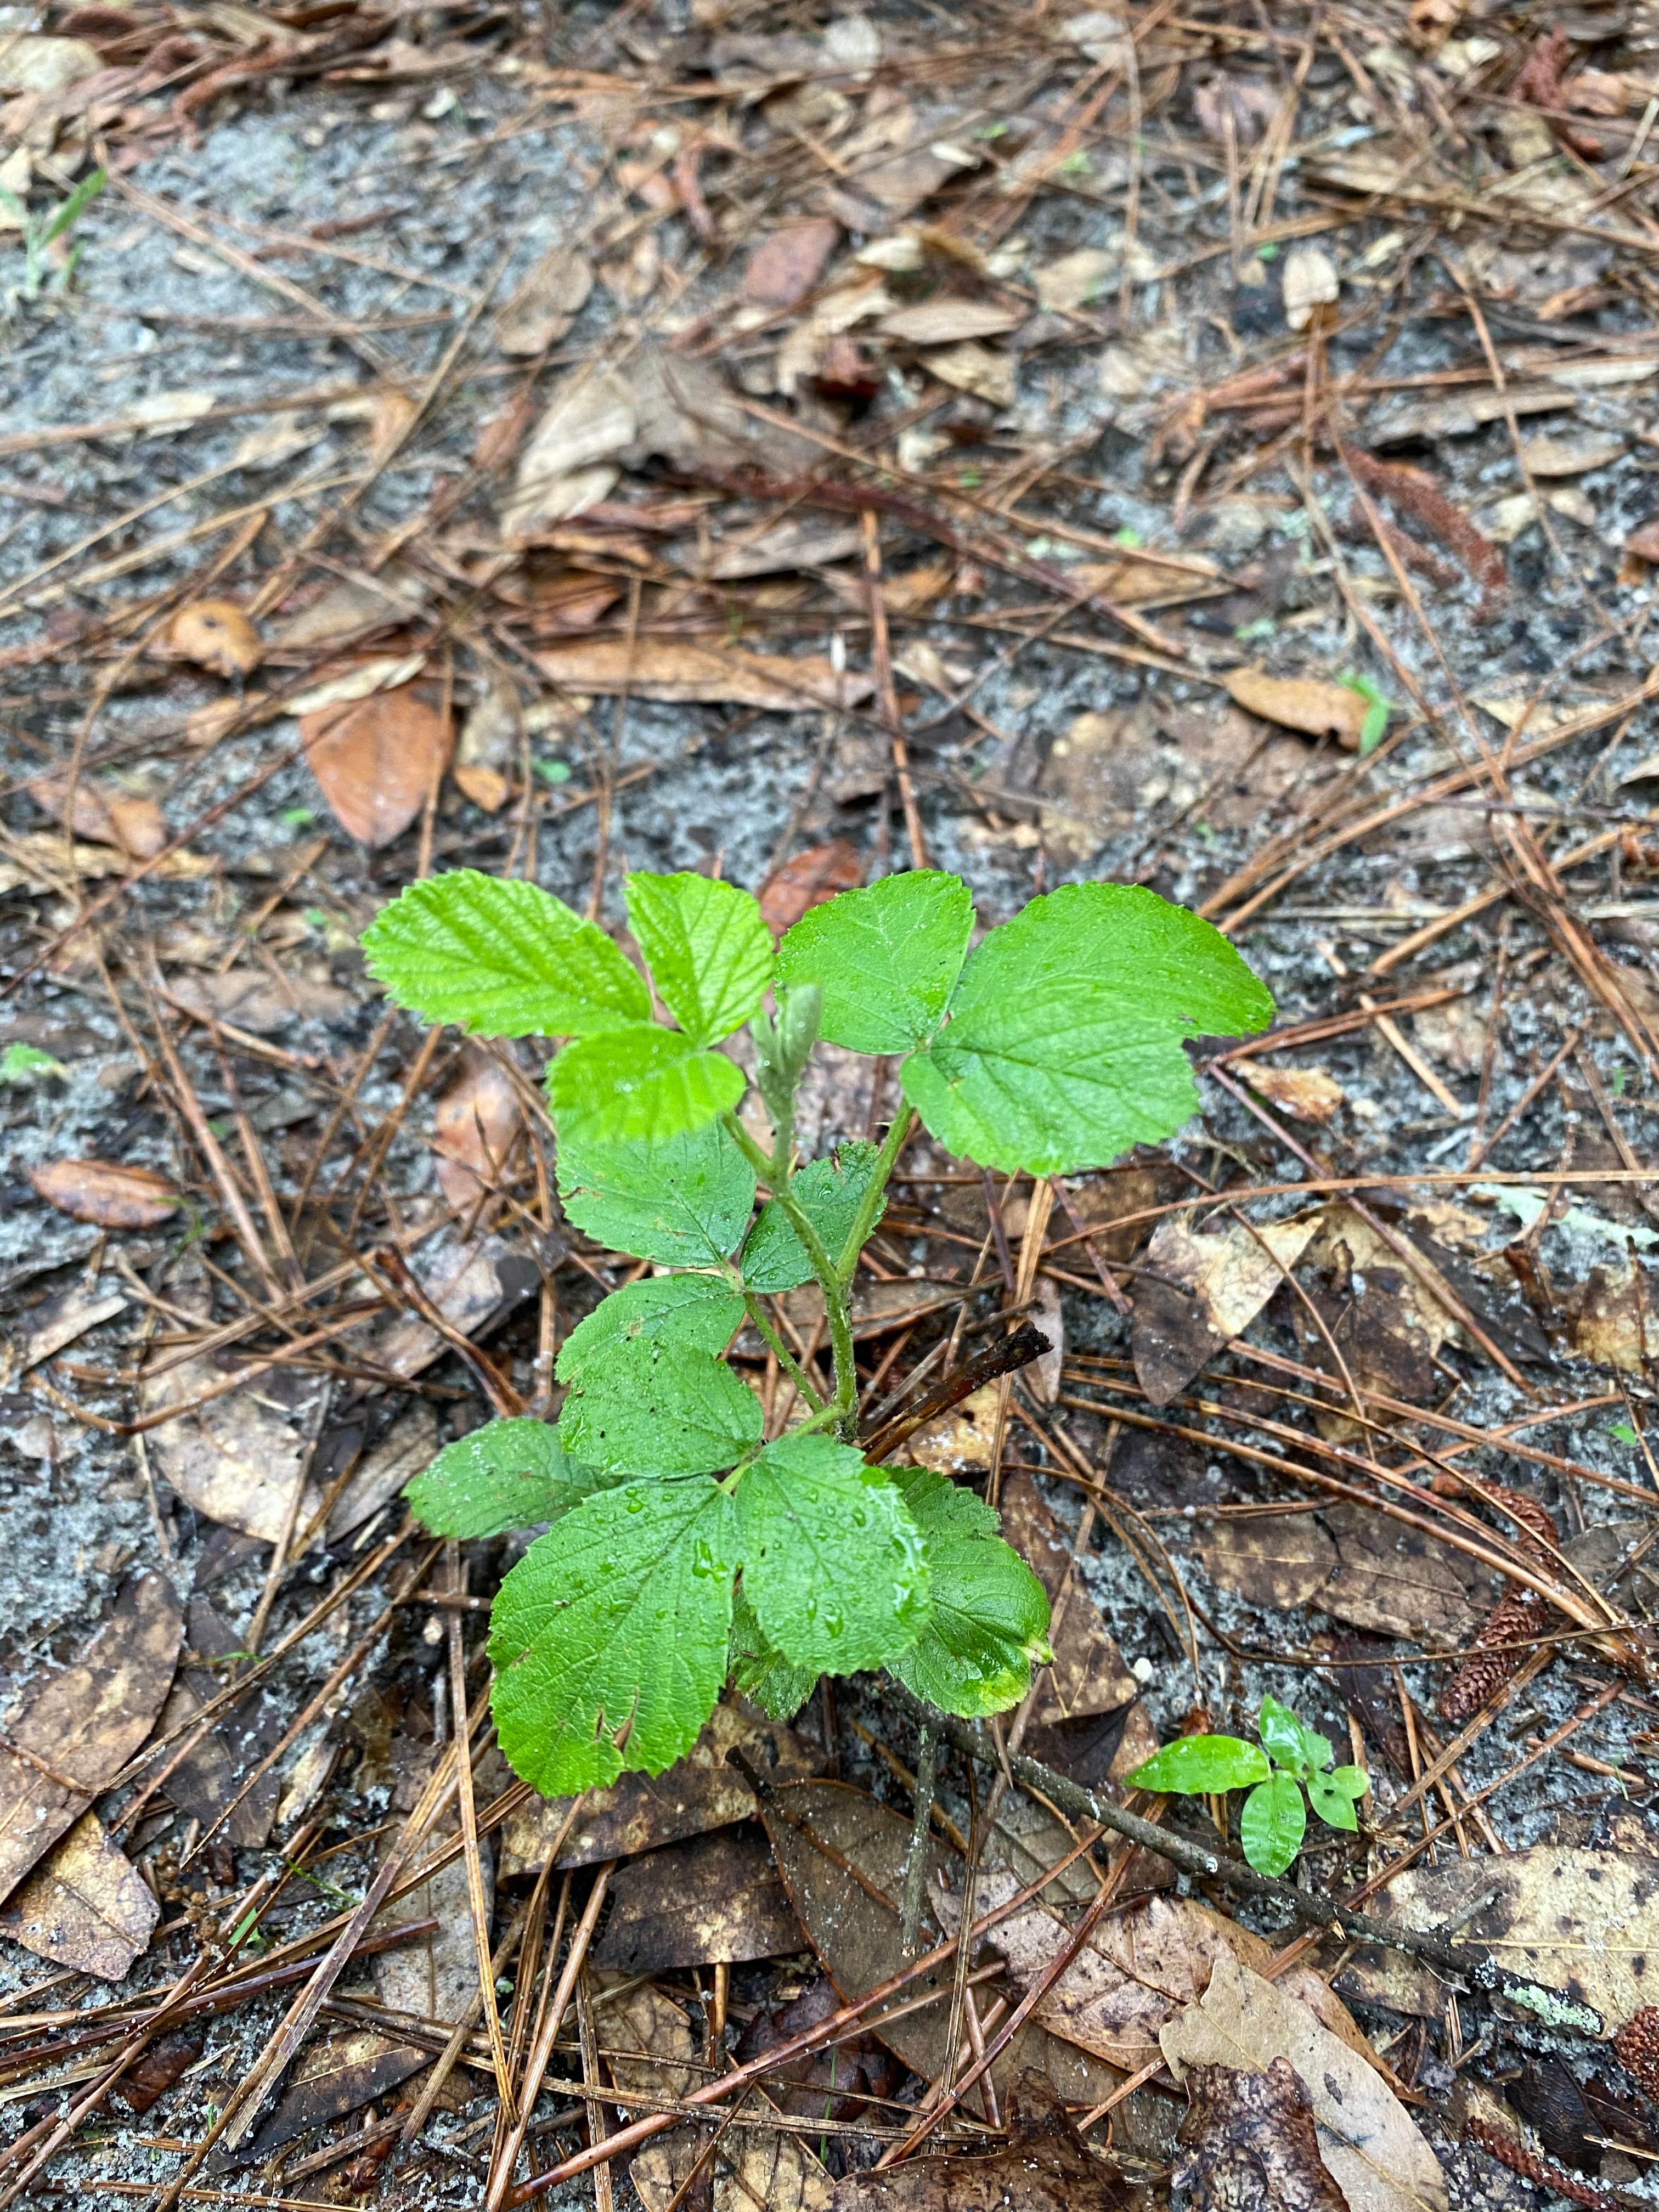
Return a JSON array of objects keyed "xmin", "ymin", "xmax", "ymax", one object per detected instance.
[
  {"xmin": 1125, "ymin": 1692, "xmax": 1369, "ymax": 1876},
  {"xmin": 0, "ymin": 166, "xmax": 106, "ymax": 311},
  {"xmin": 362, "ymin": 865, "xmax": 1272, "ymax": 1798}
]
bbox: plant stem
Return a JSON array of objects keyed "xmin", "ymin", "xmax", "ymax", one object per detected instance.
[
  {"xmin": 836, "ymin": 1106, "xmax": 916, "ymax": 1276},
  {"xmin": 723, "ymin": 1108, "xmax": 859, "ymax": 1438},
  {"xmin": 740, "ymin": 1292, "xmax": 825, "ymax": 1415}
]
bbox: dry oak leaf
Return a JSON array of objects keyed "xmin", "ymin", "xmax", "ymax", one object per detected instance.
[
  {"xmin": 168, "ymin": 598, "xmax": 262, "ymax": 679},
  {"xmin": 744, "ymin": 216, "xmax": 841, "ymax": 307},
  {"xmin": 1224, "ymin": 668, "xmax": 1368, "ymax": 747},
  {"xmin": 534, "ymin": 637, "xmax": 874, "ymax": 712},
  {"xmin": 0, "ymin": 1572, "xmax": 184, "ymax": 1906},
  {"xmin": 1173, "ymin": 2058, "xmax": 1348, "ymax": 2212},
  {"xmin": 1160, "ymin": 1959, "xmax": 1448, "ymax": 2212},
  {"xmin": 0, "ymin": 1810, "xmax": 160, "ymax": 1982},
  {"xmin": 301, "ymin": 682, "xmax": 453, "ymax": 848},
  {"xmin": 30, "ymin": 1157, "xmax": 180, "ymax": 1228}
]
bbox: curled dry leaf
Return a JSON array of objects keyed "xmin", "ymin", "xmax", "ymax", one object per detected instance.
[
  {"xmin": 879, "ymin": 298, "xmax": 1022, "ymax": 344},
  {"xmin": 1160, "ymin": 1959, "xmax": 1449, "ymax": 2212},
  {"xmin": 287, "ymin": 653, "xmax": 428, "ymax": 717},
  {"xmin": 30, "ymin": 1157, "xmax": 180, "ymax": 1228},
  {"xmin": 1232, "ymin": 1061, "xmax": 1344, "ymax": 1124},
  {"xmin": 498, "ymin": 242, "xmax": 594, "ymax": 356},
  {"xmin": 1174, "ymin": 2058, "xmax": 1348, "ymax": 2212},
  {"xmin": 745, "ymin": 216, "xmax": 841, "ymax": 307},
  {"xmin": 29, "ymin": 770, "xmax": 167, "ymax": 860},
  {"xmin": 759, "ymin": 839, "xmax": 865, "ymax": 934},
  {"xmin": 0, "ymin": 33, "xmax": 104, "ymax": 94},
  {"xmin": 1572, "ymin": 1255, "xmax": 1659, "ymax": 1371},
  {"xmin": 1282, "ymin": 245, "xmax": 1339, "ymax": 332},
  {"xmin": 301, "ymin": 683, "xmax": 453, "ymax": 848},
  {"xmin": 0, "ymin": 1810, "xmax": 160, "ymax": 1982},
  {"xmin": 1224, "ymin": 668, "xmax": 1368, "ymax": 748},
  {"xmin": 502, "ymin": 369, "xmax": 635, "ymax": 540},
  {"xmin": 432, "ymin": 1042, "xmax": 523, "ymax": 1210},
  {"xmin": 535, "ymin": 638, "xmax": 874, "ymax": 712},
  {"xmin": 0, "ymin": 1572, "xmax": 183, "ymax": 1904},
  {"xmin": 169, "ymin": 599, "xmax": 263, "ymax": 679},
  {"xmin": 1132, "ymin": 1214, "xmax": 1318, "ymax": 1406}
]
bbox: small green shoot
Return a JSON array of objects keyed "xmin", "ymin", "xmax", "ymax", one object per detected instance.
[
  {"xmin": 1125, "ymin": 1693, "xmax": 1368, "ymax": 1876},
  {"xmin": 1, "ymin": 166, "xmax": 107, "ymax": 309},
  {"xmin": 0, "ymin": 1042, "xmax": 65, "ymax": 1083},
  {"xmin": 1339, "ymin": 670, "xmax": 1393, "ymax": 754}
]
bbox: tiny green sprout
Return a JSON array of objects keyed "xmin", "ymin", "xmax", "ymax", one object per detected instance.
[
  {"xmin": 1611, "ymin": 1421, "xmax": 1641, "ymax": 1447},
  {"xmin": 1, "ymin": 165, "xmax": 106, "ymax": 311},
  {"xmin": 1612, "ymin": 1065, "xmax": 1628, "ymax": 1097},
  {"xmin": 1339, "ymin": 670, "xmax": 1393, "ymax": 754},
  {"xmin": 1256, "ymin": 240, "xmax": 1280, "ymax": 263},
  {"xmin": 1111, "ymin": 526, "xmax": 1144, "ymax": 550},
  {"xmin": 280, "ymin": 805, "xmax": 316, "ymax": 829},
  {"xmin": 0, "ymin": 1042, "xmax": 65, "ymax": 1083},
  {"xmin": 1057, "ymin": 149, "xmax": 1092, "ymax": 176},
  {"xmin": 362, "ymin": 865, "xmax": 1272, "ymax": 1796},
  {"xmin": 534, "ymin": 758, "xmax": 573, "ymax": 785},
  {"xmin": 1233, "ymin": 616, "xmax": 1277, "ymax": 645},
  {"xmin": 957, "ymin": 469, "xmax": 984, "ymax": 489},
  {"xmin": 1126, "ymin": 1692, "xmax": 1368, "ymax": 1878}
]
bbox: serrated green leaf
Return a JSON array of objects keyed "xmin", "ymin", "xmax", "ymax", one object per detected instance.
[
  {"xmin": 558, "ymin": 1336, "xmax": 763, "ymax": 1475},
  {"xmin": 1258, "ymin": 1694, "xmax": 1329, "ymax": 1780},
  {"xmin": 362, "ymin": 870, "xmax": 649, "ymax": 1039},
  {"xmin": 557, "ymin": 1122, "xmax": 756, "ymax": 1266},
  {"xmin": 775, "ymin": 871, "xmax": 974, "ymax": 1054},
  {"xmin": 549, "ymin": 1023, "xmax": 745, "ymax": 1145},
  {"xmin": 1239, "ymin": 1772, "xmax": 1306, "ymax": 1876},
  {"xmin": 625, "ymin": 871, "xmax": 772, "ymax": 1046},
  {"xmin": 901, "ymin": 882, "xmax": 1273, "ymax": 1175},
  {"xmin": 885, "ymin": 1465, "xmax": 1051, "ymax": 1717},
  {"xmin": 728, "ymin": 1584, "xmax": 818, "ymax": 1721},
  {"xmin": 1124, "ymin": 1734, "xmax": 1271, "ymax": 1797},
  {"xmin": 1306, "ymin": 1769, "xmax": 1360, "ymax": 1831},
  {"xmin": 490, "ymin": 1478, "xmax": 736, "ymax": 1793},
  {"xmin": 736, "ymin": 1435, "xmax": 930, "ymax": 1674},
  {"xmin": 403, "ymin": 1417, "xmax": 614, "ymax": 1539},
  {"xmin": 556, "ymin": 1274, "xmax": 744, "ymax": 1386},
  {"xmin": 740, "ymin": 1142, "xmax": 886, "ymax": 1292}
]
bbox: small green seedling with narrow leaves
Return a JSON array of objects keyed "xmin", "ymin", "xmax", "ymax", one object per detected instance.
[
  {"xmin": 1125, "ymin": 1693, "xmax": 1368, "ymax": 1876},
  {"xmin": 363, "ymin": 865, "xmax": 1271, "ymax": 1798}
]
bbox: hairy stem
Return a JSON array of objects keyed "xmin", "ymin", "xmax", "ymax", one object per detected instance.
[
  {"xmin": 723, "ymin": 1109, "xmax": 860, "ymax": 1436},
  {"xmin": 741, "ymin": 1291, "xmax": 826, "ymax": 1415},
  {"xmin": 836, "ymin": 1106, "xmax": 916, "ymax": 1276}
]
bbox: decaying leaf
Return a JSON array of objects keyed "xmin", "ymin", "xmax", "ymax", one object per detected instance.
[
  {"xmin": 1035, "ymin": 247, "xmax": 1118, "ymax": 313},
  {"xmin": 237, "ymin": 2026, "xmax": 429, "ymax": 2163},
  {"xmin": 745, "ymin": 217, "xmax": 841, "ymax": 307},
  {"xmin": 29, "ymin": 771, "xmax": 167, "ymax": 860},
  {"xmin": 498, "ymin": 243, "xmax": 594, "ymax": 356},
  {"xmin": 29, "ymin": 1158, "xmax": 179, "ymax": 1229},
  {"xmin": 1160, "ymin": 1960, "xmax": 1448, "ymax": 2212},
  {"xmin": 0, "ymin": 34, "xmax": 104, "ymax": 94},
  {"xmin": 371, "ymin": 1753, "xmax": 492, "ymax": 2026},
  {"xmin": 1224, "ymin": 669, "xmax": 1368, "ymax": 748},
  {"xmin": 155, "ymin": 1596, "xmax": 283, "ymax": 1850},
  {"xmin": 1282, "ymin": 245, "xmax": 1339, "ymax": 332},
  {"xmin": 1572, "ymin": 1256, "xmax": 1659, "ymax": 1371},
  {"xmin": 534, "ymin": 638, "xmax": 873, "ymax": 712},
  {"xmin": 0, "ymin": 1572, "xmax": 183, "ymax": 1905},
  {"xmin": 163, "ymin": 966, "xmax": 354, "ymax": 1035},
  {"xmin": 634, "ymin": 2103, "xmax": 835, "ymax": 2212},
  {"xmin": 1193, "ymin": 1500, "xmax": 1495, "ymax": 1643},
  {"xmin": 1232, "ymin": 1062, "xmax": 1344, "ymax": 1124},
  {"xmin": 498, "ymin": 1699, "xmax": 821, "ymax": 1876},
  {"xmin": 325, "ymin": 1401, "xmax": 443, "ymax": 1547},
  {"xmin": 1173, "ymin": 2058, "xmax": 1348, "ymax": 2212},
  {"xmin": 0, "ymin": 1811, "xmax": 159, "ymax": 1981},
  {"xmin": 593, "ymin": 1822, "xmax": 803, "ymax": 1973},
  {"xmin": 169, "ymin": 599, "xmax": 263, "ymax": 679},
  {"xmin": 1374, "ymin": 1848, "xmax": 1659, "ymax": 2035},
  {"xmin": 1132, "ymin": 1214, "xmax": 1318, "ymax": 1405},
  {"xmin": 760, "ymin": 1779, "xmax": 1118, "ymax": 2108},
  {"xmin": 501, "ymin": 369, "xmax": 634, "ymax": 538},
  {"xmin": 8, "ymin": 1280, "xmax": 127, "ymax": 1372},
  {"xmin": 998, "ymin": 1468, "xmax": 1136, "ymax": 1723},
  {"xmin": 350, "ymin": 1228, "xmax": 527, "ymax": 1384},
  {"xmin": 301, "ymin": 683, "xmax": 453, "ymax": 848},
  {"xmin": 879, "ymin": 298, "xmax": 1022, "ymax": 344},
  {"xmin": 831, "ymin": 2080, "xmax": 1124, "ymax": 2210},
  {"xmin": 432, "ymin": 1043, "xmax": 523, "ymax": 1210}
]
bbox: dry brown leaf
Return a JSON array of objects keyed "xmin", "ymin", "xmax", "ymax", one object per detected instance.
[
  {"xmin": 0, "ymin": 1572, "xmax": 183, "ymax": 1905},
  {"xmin": 30, "ymin": 1158, "xmax": 180, "ymax": 1228},
  {"xmin": 370, "ymin": 1752, "xmax": 491, "ymax": 2025},
  {"xmin": 879, "ymin": 298, "xmax": 1022, "ymax": 343},
  {"xmin": 498, "ymin": 242, "xmax": 594, "ymax": 356},
  {"xmin": 498, "ymin": 1699, "xmax": 822, "ymax": 1877},
  {"xmin": 761, "ymin": 1779, "xmax": 1118, "ymax": 2108},
  {"xmin": 1282, "ymin": 245, "xmax": 1339, "ymax": 332},
  {"xmin": 1034, "ymin": 247, "xmax": 1118, "ymax": 313},
  {"xmin": 269, "ymin": 570, "xmax": 430, "ymax": 653},
  {"xmin": 29, "ymin": 770, "xmax": 167, "ymax": 860},
  {"xmin": 287, "ymin": 652, "xmax": 428, "ymax": 716},
  {"xmin": 301, "ymin": 683, "xmax": 453, "ymax": 848},
  {"xmin": 1572, "ymin": 1256, "xmax": 1659, "ymax": 1370},
  {"xmin": 999, "ymin": 1467, "xmax": 1136, "ymax": 1723},
  {"xmin": 244, "ymin": 2027, "xmax": 428, "ymax": 2161},
  {"xmin": 1223, "ymin": 668, "xmax": 1368, "ymax": 747},
  {"xmin": 759, "ymin": 840, "xmax": 865, "ymax": 934},
  {"xmin": 350, "ymin": 1229, "xmax": 523, "ymax": 1384},
  {"xmin": 832, "ymin": 2090, "xmax": 1123, "ymax": 2211},
  {"xmin": 432, "ymin": 1043, "xmax": 523, "ymax": 1210},
  {"xmin": 155, "ymin": 1597, "xmax": 282, "ymax": 1850},
  {"xmin": 1232, "ymin": 1062, "xmax": 1344, "ymax": 1124},
  {"xmin": 0, "ymin": 33, "xmax": 103, "ymax": 93},
  {"xmin": 9, "ymin": 1281, "xmax": 127, "ymax": 1372},
  {"xmin": 595, "ymin": 1824, "xmax": 803, "ymax": 1973},
  {"xmin": 1375, "ymin": 1848, "xmax": 1659, "ymax": 2034},
  {"xmin": 324, "ymin": 1402, "xmax": 442, "ymax": 1547},
  {"xmin": 534, "ymin": 637, "xmax": 873, "ymax": 712},
  {"xmin": 169, "ymin": 599, "xmax": 263, "ymax": 679},
  {"xmin": 0, "ymin": 1811, "xmax": 159, "ymax": 1981},
  {"xmin": 163, "ymin": 967, "xmax": 354, "ymax": 1035},
  {"xmin": 1160, "ymin": 1960, "xmax": 1448, "ymax": 2212},
  {"xmin": 1173, "ymin": 2058, "xmax": 1348, "ymax": 2212},
  {"xmin": 745, "ymin": 217, "xmax": 841, "ymax": 307},
  {"xmin": 501, "ymin": 369, "xmax": 634, "ymax": 540},
  {"xmin": 1132, "ymin": 1215, "xmax": 1317, "ymax": 1405},
  {"xmin": 1519, "ymin": 430, "xmax": 1626, "ymax": 477}
]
